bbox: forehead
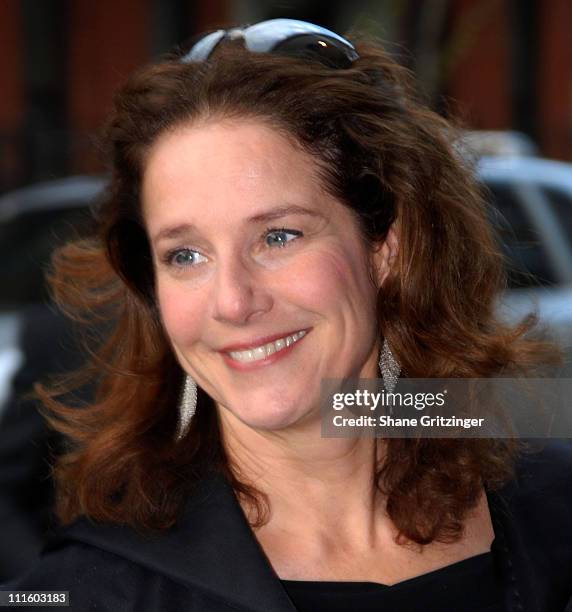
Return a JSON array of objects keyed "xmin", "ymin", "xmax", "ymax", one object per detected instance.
[{"xmin": 141, "ymin": 119, "xmax": 333, "ymax": 229}]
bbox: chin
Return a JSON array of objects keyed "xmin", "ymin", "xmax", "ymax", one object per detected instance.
[{"xmin": 223, "ymin": 392, "xmax": 316, "ymax": 432}]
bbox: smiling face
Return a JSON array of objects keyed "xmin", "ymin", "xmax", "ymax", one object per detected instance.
[{"xmin": 142, "ymin": 119, "xmax": 387, "ymax": 432}]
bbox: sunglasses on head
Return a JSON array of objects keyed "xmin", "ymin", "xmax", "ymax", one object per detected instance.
[{"xmin": 180, "ymin": 18, "xmax": 359, "ymax": 69}]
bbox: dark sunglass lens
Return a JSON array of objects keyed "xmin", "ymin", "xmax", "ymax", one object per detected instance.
[{"xmin": 271, "ymin": 34, "xmax": 356, "ymax": 68}]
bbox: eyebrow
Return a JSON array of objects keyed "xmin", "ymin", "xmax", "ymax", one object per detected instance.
[{"xmin": 152, "ymin": 204, "xmax": 324, "ymax": 243}]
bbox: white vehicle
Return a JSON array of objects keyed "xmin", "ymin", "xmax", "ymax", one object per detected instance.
[{"xmin": 477, "ymin": 156, "xmax": 572, "ymax": 365}]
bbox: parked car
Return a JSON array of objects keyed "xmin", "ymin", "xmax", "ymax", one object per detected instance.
[
  {"xmin": 476, "ymin": 155, "xmax": 572, "ymax": 362},
  {"xmin": 0, "ymin": 176, "xmax": 104, "ymax": 412}
]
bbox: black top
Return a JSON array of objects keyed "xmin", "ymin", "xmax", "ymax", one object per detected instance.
[{"xmin": 281, "ymin": 551, "xmax": 504, "ymax": 612}]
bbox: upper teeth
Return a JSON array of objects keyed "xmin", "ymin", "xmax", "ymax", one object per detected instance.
[{"xmin": 228, "ymin": 330, "xmax": 306, "ymax": 363}]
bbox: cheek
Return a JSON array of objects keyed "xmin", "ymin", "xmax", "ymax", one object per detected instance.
[
  {"xmin": 156, "ymin": 278, "xmax": 209, "ymax": 348},
  {"xmin": 292, "ymin": 245, "xmax": 375, "ymax": 312}
]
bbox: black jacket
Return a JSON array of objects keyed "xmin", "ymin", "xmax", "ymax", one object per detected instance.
[{"xmin": 4, "ymin": 442, "xmax": 572, "ymax": 611}]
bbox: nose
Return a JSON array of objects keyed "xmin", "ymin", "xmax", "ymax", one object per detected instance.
[{"xmin": 211, "ymin": 253, "xmax": 272, "ymax": 325}]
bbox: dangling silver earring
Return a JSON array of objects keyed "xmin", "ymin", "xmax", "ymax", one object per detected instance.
[
  {"xmin": 177, "ymin": 374, "xmax": 197, "ymax": 439},
  {"xmin": 379, "ymin": 338, "xmax": 401, "ymax": 393}
]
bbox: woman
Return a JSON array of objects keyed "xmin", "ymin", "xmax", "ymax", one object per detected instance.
[{"xmin": 6, "ymin": 19, "xmax": 572, "ymax": 612}]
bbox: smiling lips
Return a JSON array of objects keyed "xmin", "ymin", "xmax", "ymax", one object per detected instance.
[{"xmin": 222, "ymin": 329, "xmax": 308, "ymax": 366}]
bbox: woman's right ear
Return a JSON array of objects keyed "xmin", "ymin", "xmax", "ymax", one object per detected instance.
[{"xmin": 371, "ymin": 225, "xmax": 399, "ymax": 288}]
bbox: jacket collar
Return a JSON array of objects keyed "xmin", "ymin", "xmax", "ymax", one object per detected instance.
[{"xmin": 53, "ymin": 474, "xmax": 297, "ymax": 612}]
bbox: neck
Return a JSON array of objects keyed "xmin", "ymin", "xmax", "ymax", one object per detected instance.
[{"xmin": 218, "ymin": 406, "xmax": 386, "ymax": 543}]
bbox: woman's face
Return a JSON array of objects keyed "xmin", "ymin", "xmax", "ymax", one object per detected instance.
[{"xmin": 143, "ymin": 119, "xmax": 387, "ymax": 432}]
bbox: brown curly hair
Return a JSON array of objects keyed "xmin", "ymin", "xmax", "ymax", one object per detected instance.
[{"xmin": 40, "ymin": 36, "xmax": 557, "ymax": 545}]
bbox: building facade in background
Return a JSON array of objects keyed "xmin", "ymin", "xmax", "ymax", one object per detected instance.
[{"xmin": 1, "ymin": 0, "xmax": 571, "ymax": 193}]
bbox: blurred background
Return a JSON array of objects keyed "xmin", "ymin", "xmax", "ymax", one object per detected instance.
[
  {"xmin": 1, "ymin": 0, "xmax": 571, "ymax": 187},
  {"xmin": 0, "ymin": 0, "xmax": 571, "ymax": 583}
]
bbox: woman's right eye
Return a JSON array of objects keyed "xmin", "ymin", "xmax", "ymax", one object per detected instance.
[{"xmin": 165, "ymin": 248, "xmax": 207, "ymax": 268}]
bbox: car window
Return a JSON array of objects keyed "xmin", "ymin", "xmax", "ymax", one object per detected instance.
[
  {"xmin": 483, "ymin": 183, "xmax": 558, "ymax": 288},
  {"xmin": 541, "ymin": 186, "xmax": 572, "ymax": 245}
]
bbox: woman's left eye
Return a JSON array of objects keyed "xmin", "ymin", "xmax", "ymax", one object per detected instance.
[{"xmin": 264, "ymin": 228, "xmax": 303, "ymax": 248}]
